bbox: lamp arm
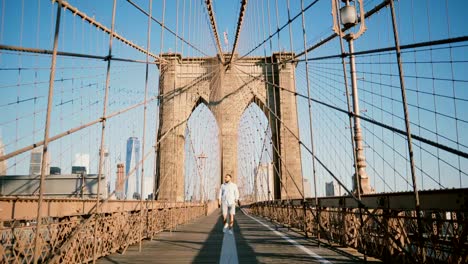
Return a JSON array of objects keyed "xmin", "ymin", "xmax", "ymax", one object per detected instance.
[
  {"xmin": 331, "ymin": 0, "xmax": 341, "ymax": 35},
  {"xmin": 353, "ymin": 0, "xmax": 367, "ymax": 39}
]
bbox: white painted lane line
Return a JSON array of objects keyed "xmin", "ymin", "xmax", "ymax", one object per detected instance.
[
  {"xmin": 219, "ymin": 228, "xmax": 239, "ymax": 264},
  {"xmin": 241, "ymin": 209, "xmax": 332, "ymax": 264}
]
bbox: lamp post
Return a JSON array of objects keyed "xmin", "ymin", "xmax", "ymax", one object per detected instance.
[
  {"xmin": 332, "ymin": 0, "xmax": 372, "ymax": 195},
  {"xmin": 196, "ymin": 153, "xmax": 207, "ymax": 202}
]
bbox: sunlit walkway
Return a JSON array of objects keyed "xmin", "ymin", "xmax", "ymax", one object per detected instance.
[{"xmin": 98, "ymin": 209, "xmax": 379, "ymax": 264}]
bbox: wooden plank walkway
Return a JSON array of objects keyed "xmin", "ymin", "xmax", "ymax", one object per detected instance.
[{"xmin": 98, "ymin": 209, "xmax": 380, "ymax": 263}]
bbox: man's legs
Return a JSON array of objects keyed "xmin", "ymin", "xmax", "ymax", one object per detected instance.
[
  {"xmin": 221, "ymin": 203, "xmax": 229, "ymax": 231},
  {"xmin": 228, "ymin": 205, "xmax": 235, "ymax": 233},
  {"xmin": 223, "ymin": 214, "xmax": 228, "ymax": 228},
  {"xmin": 229, "ymin": 213, "xmax": 234, "ymax": 229}
]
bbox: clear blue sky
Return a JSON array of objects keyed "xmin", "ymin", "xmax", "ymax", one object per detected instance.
[{"xmin": 1, "ymin": 0, "xmax": 467, "ymax": 198}]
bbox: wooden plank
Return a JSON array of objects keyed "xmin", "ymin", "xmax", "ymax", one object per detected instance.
[{"xmin": 98, "ymin": 209, "xmax": 379, "ymax": 263}]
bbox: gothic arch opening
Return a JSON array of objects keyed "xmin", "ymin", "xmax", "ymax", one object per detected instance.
[
  {"xmin": 184, "ymin": 101, "xmax": 221, "ymax": 202},
  {"xmin": 156, "ymin": 53, "xmax": 303, "ymax": 202},
  {"xmin": 237, "ymin": 102, "xmax": 273, "ymax": 202}
]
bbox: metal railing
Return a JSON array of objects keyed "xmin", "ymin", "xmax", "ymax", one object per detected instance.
[
  {"xmin": 0, "ymin": 198, "xmax": 206, "ymax": 263},
  {"xmin": 248, "ymin": 188, "xmax": 468, "ymax": 263}
]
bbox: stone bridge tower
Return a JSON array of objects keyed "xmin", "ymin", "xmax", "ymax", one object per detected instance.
[{"xmin": 155, "ymin": 53, "xmax": 303, "ymax": 202}]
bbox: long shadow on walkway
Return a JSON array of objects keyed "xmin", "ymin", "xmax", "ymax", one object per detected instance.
[
  {"xmin": 193, "ymin": 211, "xmax": 257, "ymax": 263},
  {"xmin": 191, "ymin": 213, "xmax": 224, "ymax": 262},
  {"xmin": 233, "ymin": 211, "xmax": 262, "ymax": 263}
]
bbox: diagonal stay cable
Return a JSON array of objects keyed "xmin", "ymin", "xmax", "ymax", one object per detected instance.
[
  {"xmin": 223, "ymin": 63, "xmax": 298, "ymax": 204},
  {"xmin": 59, "ymin": 0, "xmax": 163, "ymax": 62},
  {"xmin": 47, "ymin": 117, "xmax": 191, "ymax": 263},
  {"xmin": 293, "ymin": 0, "xmax": 390, "ymax": 60},
  {"xmin": 235, "ymin": 66, "xmax": 468, "ymax": 160},
  {"xmin": 0, "ymin": 96, "xmax": 158, "ymax": 163},
  {"xmin": 232, "ymin": 64, "xmax": 414, "ymax": 259},
  {"xmin": 231, "ymin": 65, "xmax": 305, "ymax": 200},
  {"xmin": 239, "ymin": 0, "xmax": 321, "ymax": 59},
  {"xmin": 232, "ymin": 64, "xmax": 333, "ymax": 237}
]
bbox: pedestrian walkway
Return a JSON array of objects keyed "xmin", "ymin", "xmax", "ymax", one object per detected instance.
[{"xmin": 98, "ymin": 209, "xmax": 379, "ymax": 263}]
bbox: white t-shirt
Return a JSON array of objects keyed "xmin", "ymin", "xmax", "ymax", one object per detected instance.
[{"xmin": 218, "ymin": 182, "xmax": 239, "ymax": 205}]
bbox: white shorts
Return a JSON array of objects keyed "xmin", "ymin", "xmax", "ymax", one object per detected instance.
[{"xmin": 222, "ymin": 203, "xmax": 236, "ymax": 215}]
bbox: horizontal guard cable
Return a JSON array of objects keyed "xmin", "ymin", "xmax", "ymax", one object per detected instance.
[
  {"xmin": 0, "ymin": 44, "xmax": 159, "ymax": 64},
  {"xmin": 235, "ymin": 67, "xmax": 468, "ymax": 159},
  {"xmin": 296, "ymin": 35, "xmax": 468, "ymax": 62}
]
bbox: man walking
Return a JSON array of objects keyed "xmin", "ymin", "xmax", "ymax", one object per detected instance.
[{"xmin": 218, "ymin": 174, "xmax": 239, "ymax": 235}]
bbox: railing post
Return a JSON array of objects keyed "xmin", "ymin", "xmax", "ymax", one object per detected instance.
[
  {"xmin": 92, "ymin": 0, "xmax": 117, "ymax": 263},
  {"xmin": 33, "ymin": 2, "xmax": 62, "ymax": 263}
]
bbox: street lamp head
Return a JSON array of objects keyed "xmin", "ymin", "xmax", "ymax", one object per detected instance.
[
  {"xmin": 340, "ymin": 5, "xmax": 357, "ymax": 27},
  {"xmin": 332, "ymin": 0, "xmax": 367, "ymax": 40}
]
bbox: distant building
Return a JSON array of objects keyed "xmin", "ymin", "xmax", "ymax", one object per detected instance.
[
  {"xmin": 50, "ymin": 167, "xmax": 61, "ymax": 175},
  {"xmin": 303, "ymin": 178, "xmax": 311, "ymax": 198},
  {"xmin": 254, "ymin": 163, "xmax": 274, "ymax": 201},
  {"xmin": 125, "ymin": 137, "xmax": 140, "ymax": 200},
  {"xmin": 326, "ymin": 181, "xmax": 335, "ymax": 196},
  {"xmin": 72, "ymin": 166, "xmax": 86, "ymax": 174},
  {"xmin": 29, "ymin": 147, "xmax": 49, "ymax": 176},
  {"xmin": 0, "ymin": 174, "xmax": 105, "ymax": 197},
  {"xmin": 326, "ymin": 181, "xmax": 342, "ymax": 197}
]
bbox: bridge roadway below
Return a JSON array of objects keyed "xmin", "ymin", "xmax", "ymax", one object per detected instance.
[{"xmin": 98, "ymin": 208, "xmax": 380, "ymax": 264}]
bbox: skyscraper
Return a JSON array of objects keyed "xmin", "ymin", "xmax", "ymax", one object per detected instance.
[
  {"xmin": 326, "ymin": 181, "xmax": 334, "ymax": 197},
  {"xmin": 326, "ymin": 181, "xmax": 342, "ymax": 197},
  {"xmin": 125, "ymin": 137, "xmax": 140, "ymax": 199}
]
